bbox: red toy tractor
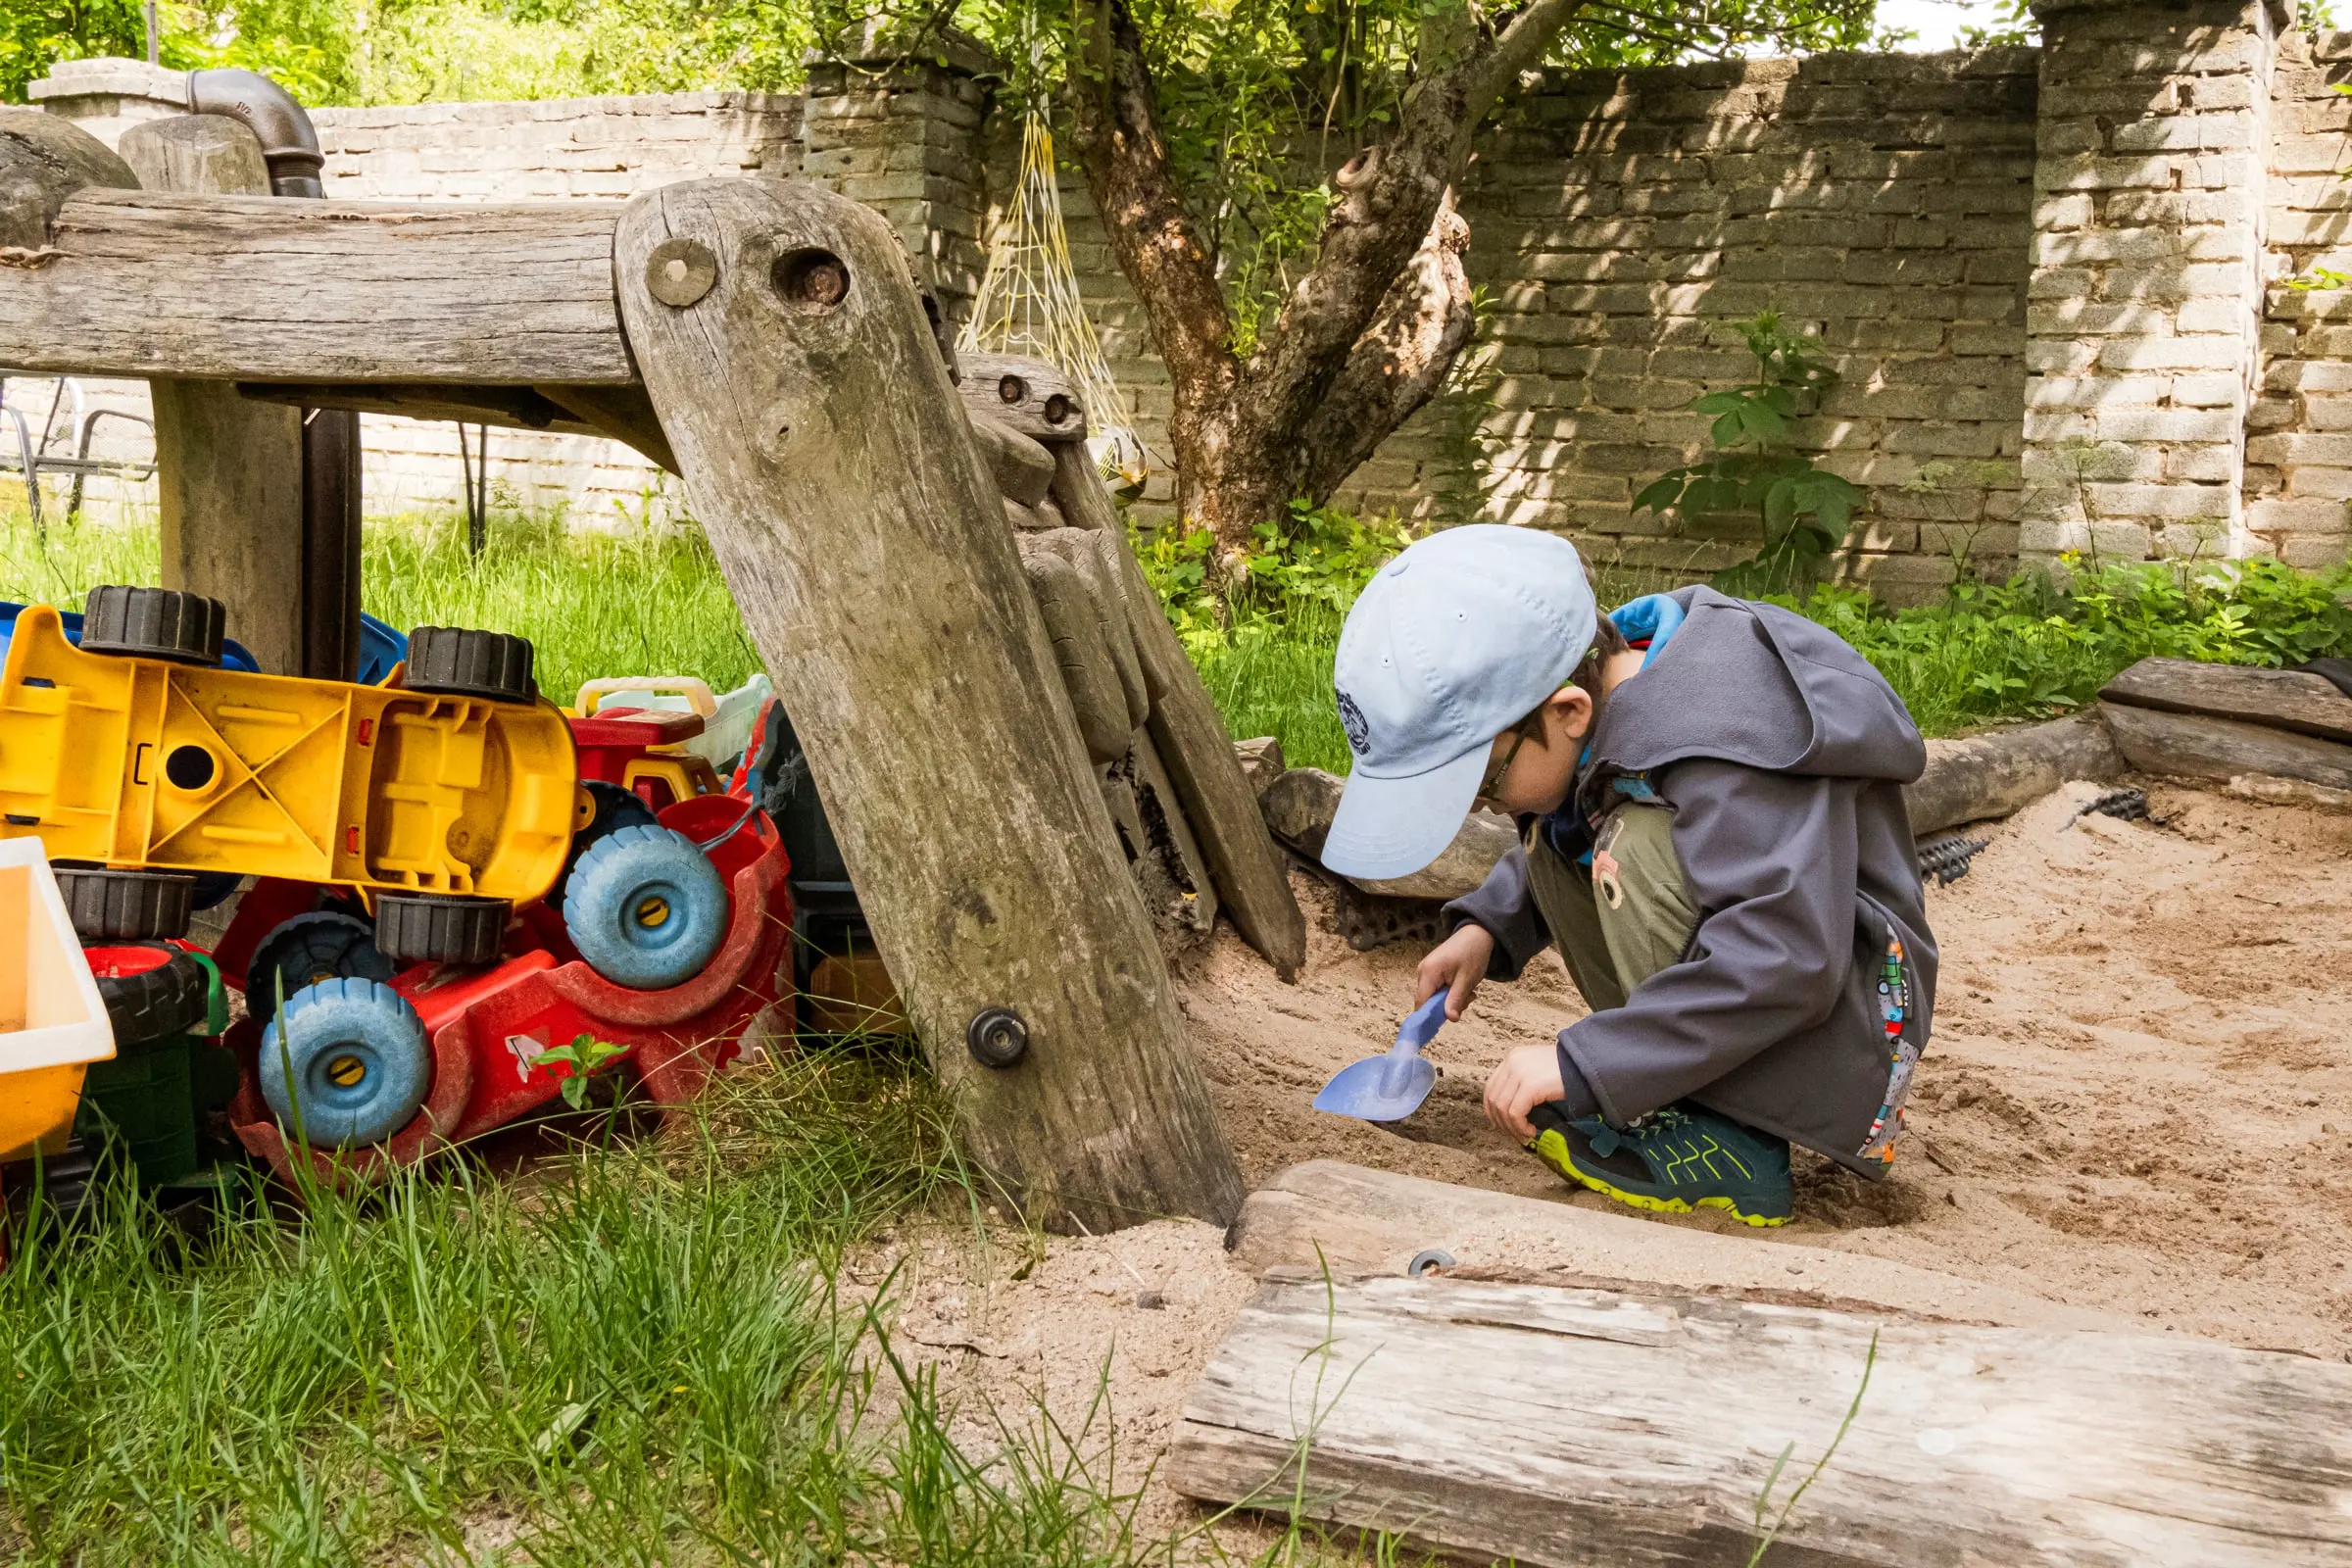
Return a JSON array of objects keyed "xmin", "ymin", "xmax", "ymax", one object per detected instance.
[{"xmin": 210, "ymin": 706, "xmax": 793, "ymax": 1185}]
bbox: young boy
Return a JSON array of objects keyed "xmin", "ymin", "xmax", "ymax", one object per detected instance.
[{"xmin": 1320, "ymin": 525, "xmax": 1936, "ymax": 1227}]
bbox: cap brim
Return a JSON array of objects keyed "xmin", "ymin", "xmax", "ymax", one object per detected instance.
[{"xmin": 1319, "ymin": 746, "xmax": 1490, "ymax": 882}]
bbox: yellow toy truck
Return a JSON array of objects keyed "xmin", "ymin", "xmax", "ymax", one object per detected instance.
[{"xmin": 0, "ymin": 586, "xmax": 577, "ymax": 964}]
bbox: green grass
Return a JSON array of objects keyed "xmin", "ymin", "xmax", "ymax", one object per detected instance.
[
  {"xmin": 0, "ymin": 510, "xmax": 761, "ymax": 706},
  {"xmin": 2, "ymin": 1057, "xmax": 1178, "ymax": 1566}
]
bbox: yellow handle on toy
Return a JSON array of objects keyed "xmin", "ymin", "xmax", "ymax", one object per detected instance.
[{"xmin": 575, "ymin": 676, "xmax": 717, "ymax": 718}]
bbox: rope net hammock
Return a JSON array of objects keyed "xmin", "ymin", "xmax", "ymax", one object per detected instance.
[{"xmin": 959, "ymin": 112, "xmax": 1152, "ymax": 492}]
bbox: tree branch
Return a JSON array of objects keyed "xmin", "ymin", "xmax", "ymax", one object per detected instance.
[
  {"xmin": 1244, "ymin": 0, "xmax": 1584, "ymax": 453},
  {"xmin": 1063, "ymin": 0, "xmax": 1236, "ymax": 414},
  {"xmin": 1292, "ymin": 193, "xmax": 1476, "ymax": 504}
]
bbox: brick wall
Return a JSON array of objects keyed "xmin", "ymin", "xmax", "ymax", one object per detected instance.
[
  {"xmin": 2256, "ymin": 25, "xmax": 2352, "ymax": 566},
  {"xmin": 27, "ymin": 5, "xmax": 2352, "ymax": 586}
]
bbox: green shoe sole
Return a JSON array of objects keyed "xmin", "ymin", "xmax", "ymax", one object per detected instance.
[{"xmin": 1532, "ymin": 1126, "xmax": 1791, "ymax": 1229}]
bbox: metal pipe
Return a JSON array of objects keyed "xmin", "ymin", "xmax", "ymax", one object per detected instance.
[{"xmin": 186, "ymin": 69, "xmax": 325, "ymax": 199}]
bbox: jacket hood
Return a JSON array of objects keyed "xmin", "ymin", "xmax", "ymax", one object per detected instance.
[{"xmin": 1588, "ymin": 585, "xmax": 1926, "ymax": 785}]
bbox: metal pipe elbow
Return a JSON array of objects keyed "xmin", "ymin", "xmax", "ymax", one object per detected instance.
[{"xmin": 185, "ymin": 68, "xmax": 324, "ymax": 198}]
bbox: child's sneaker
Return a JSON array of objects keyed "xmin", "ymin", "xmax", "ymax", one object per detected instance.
[{"xmin": 1526, "ymin": 1102, "xmax": 1792, "ymax": 1227}]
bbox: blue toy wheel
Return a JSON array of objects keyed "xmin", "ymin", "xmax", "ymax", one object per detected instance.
[
  {"xmin": 259, "ymin": 978, "xmax": 431, "ymax": 1149},
  {"xmin": 563, "ymin": 823, "xmax": 729, "ymax": 991}
]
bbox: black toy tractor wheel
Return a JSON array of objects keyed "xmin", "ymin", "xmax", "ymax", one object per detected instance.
[
  {"xmin": 78, "ymin": 586, "xmax": 225, "ymax": 665},
  {"xmin": 245, "ymin": 911, "xmax": 398, "ymax": 1027},
  {"xmin": 402, "ymin": 626, "xmax": 536, "ymax": 703},
  {"xmin": 80, "ymin": 942, "xmax": 210, "ymax": 1045},
  {"xmin": 55, "ymin": 867, "xmax": 196, "ymax": 942},
  {"xmin": 549, "ymin": 780, "xmax": 660, "ymax": 914},
  {"xmin": 373, "ymin": 894, "xmax": 509, "ymax": 966}
]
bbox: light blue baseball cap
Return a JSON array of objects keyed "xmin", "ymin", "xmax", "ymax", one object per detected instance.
[{"xmin": 1322, "ymin": 525, "xmax": 1598, "ymax": 880}]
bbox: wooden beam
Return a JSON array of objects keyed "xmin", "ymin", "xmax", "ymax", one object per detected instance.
[
  {"xmin": 1226, "ymin": 1160, "xmax": 2128, "ymax": 1331},
  {"xmin": 1171, "ymin": 1272, "xmax": 2352, "ymax": 1567},
  {"xmin": 1903, "ymin": 709, "xmax": 2125, "ymax": 835},
  {"xmin": 2101, "ymin": 656, "xmax": 2352, "ymax": 745},
  {"xmin": 612, "ymin": 176, "xmax": 1243, "ymax": 1232},
  {"xmin": 0, "ymin": 187, "xmax": 633, "ymax": 385},
  {"xmin": 2101, "ymin": 702, "xmax": 2352, "ymax": 793}
]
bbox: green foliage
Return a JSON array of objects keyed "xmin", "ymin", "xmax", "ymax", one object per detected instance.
[
  {"xmin": 1633, "ymin": 311, "xmax": 1868, "ymax": 597},
  {"xmin": 1780, "ymin": 556, "xmax": 2352, "ymax": 736},
  {"xmin": 0, "ymin": 505, "xmax": 763, "ymax": 703},
  {"xmin": 537, "ymin": 1033, "xmax": 631, "ymax": 1108},
  {"xmin": 0, "ymin": 0, "xmax": 158, "ymax": 105}
]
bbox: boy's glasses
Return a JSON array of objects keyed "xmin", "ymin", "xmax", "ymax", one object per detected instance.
[{"xmin": 1475, "ymin": 720, "xmax": 1538, "ymax": 808}]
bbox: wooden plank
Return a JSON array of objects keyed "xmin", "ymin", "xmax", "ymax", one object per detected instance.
[
  {"xmin": 612, "ymin": 176, "xmax": 1242, "ymax": 1232},
  {"xmin": 0, "ymin": 187, "xmax": 633, "ymax": 385},
  {"xmin": 122, "ymin": 115, "xmax": 311, "ymax": 678},
  {"xmin": 2102, "ymin": 701, "xmax": 2352, "ymax": 793},
  {"xmin": 1171, "ymin": 1272, "xmax": 2352, "ymax": 1567},
  {"xmin": 1903, "ymin": 709, "xmax": 2124, "ymax": 835},
  {"xmin": 2101, "ymin": 656, "xmax": 2352, "ymax": 745},
  {"xmin": 1051, "ymin": 442, "xmax": 1308, "ymax": 978},
  {"xmin": 1228, "ymin": 1160, "xmax": 2130, "ymax": 1332}
]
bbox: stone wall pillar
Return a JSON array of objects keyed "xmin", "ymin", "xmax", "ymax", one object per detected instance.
[
  {"xmin": 2023, "ymin": 0, "xmax": 2287, "ymax": 566},
  {"xmin": 27, "ymin": 57, "xmax": 190, "ymax": 150},
  {"xmin": 799, "ymin": 24, "xmax": 996, "ymax": 328}
]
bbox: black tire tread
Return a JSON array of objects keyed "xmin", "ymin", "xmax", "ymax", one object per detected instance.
[
  {"xmin": 57, "ymin": 868, "xmax": 195, "ymax": 941},
  {"xmin": 550, "ymin": 780, "xmax": 659, "ymax": 913},
  {"xmin": 245, "ymin": 911, "xmax": 395, "ymax": 1026},
  {"xmin": 87, "ymin": 943, "xmax": 210, "ymax": 1045},
  {"xmin": 374, "ymin": 894, "xmax": 508, "ymax": 965},
  {"xmin": 79, "ymin": 585, "xmax": 224, "ymax": 665},
  {"xmin": 404, "ymin": 626, "xmax": 535, "ymax": 703}
]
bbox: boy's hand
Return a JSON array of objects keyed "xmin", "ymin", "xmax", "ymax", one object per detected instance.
[
  {"xmin": 1483, "ymin": 1044, "xmax": 1565, "ymax": 1143},
  {"xmin": 1416, "ymin": 923, "xmax": 1494, "ymax": 1021}
]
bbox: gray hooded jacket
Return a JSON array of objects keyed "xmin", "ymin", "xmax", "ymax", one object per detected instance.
[{"xmin": 1444, "ymin": 585, "xmax": 1936, "ymax": 1180}]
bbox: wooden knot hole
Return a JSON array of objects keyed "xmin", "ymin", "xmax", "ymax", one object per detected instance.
[
  {"xmin": 646, "ymin": 237, "xmax": 718, "ymax": 308},
  {"xmin": 998, "ymin": 374, "xmax": 1027, "ymax": 405},
  {"xmin": 773, "ymin": 248, "xmax": 850, "ymax": 313},
  {"xmin": 1043, "ymin": 393, "xmax": 1075, "ymax": 426}
]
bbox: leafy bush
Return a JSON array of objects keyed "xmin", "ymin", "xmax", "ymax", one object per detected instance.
[
  {"xmin": 1783, "ymin": 555, "xmax": 2352, "ymax": 736},
  {"xmin": 1632, "ymin": 311, "xmax": 1867, "ymax": 595},
  {"xmin": 1131, "ymin": 502, "xmax": 2352, "ymax": 771}
]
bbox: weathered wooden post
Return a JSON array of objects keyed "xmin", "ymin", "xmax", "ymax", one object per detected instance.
[
  {"xmin": 614, "ymin": 178, "xmax": 1245, "ymax": 1230},
  {"xmin": 118, "ymin": 115, "xmax": 311, "ymax": 677}
]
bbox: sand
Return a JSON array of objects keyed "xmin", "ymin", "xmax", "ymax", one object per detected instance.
[{"xmin": 877, "ymin": 776, "xmax": 2352, "ymax": 1524}]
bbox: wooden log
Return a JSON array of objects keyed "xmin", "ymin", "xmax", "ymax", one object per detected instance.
[
  {"xmin": 1051, "ymin": 445, "xmax": 1307, "ymax": 977},
  {"xmin": 2101, "ymin": 701, "xmax": 2352, "ymax": 793},
  {"xmin": 612, "ymin": 176, "xmax": 1241, "ymax": 1231},
  {"xmin": 1171, "ymin": 1271, "xmax": 2352, "ymax": 1568},
  {"xmin": 0, "ymin": 108, "xmax": 135, "ymax": 250},
  {"xmin": 1037, "ymin": 527, "xmax": 1151, "ymax": 732},
  {"xmin": 0, "ymin": 186, "xmax": 633, "ymax": 384},
  {"xmin": 967, "ymin": 411, "xmax": 1055, "ymax": 507},
  {"xmin": 956, "ymin": 350, "xmax": 1090, "ymax": 442},
  {"xmin": 122, "ymin": 116, "xmax": 310, "ymax": 677},
  {"xmin": 1903, "ymin": 708, "xmax": 2124, "ymax": 835},
  {"xmin": 2101, "ymin": 656, "xmax": 2352, "ymax": 745},
  {"xmin": 1227, "ymin": 1160, "xmax": 2127, "ymax": 1331},
  {"xmin": 1102, "ymin": 733, "xmax": 1219, "ymax": 954},
  {"xmin": 1014, "ymin": 534, "xmax": 1135, "ymax": 766}
]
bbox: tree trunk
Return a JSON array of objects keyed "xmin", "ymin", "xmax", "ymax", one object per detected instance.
[{"xmin": 1066, "ymin": 0, "xmax": 1576, "ymax": 553}]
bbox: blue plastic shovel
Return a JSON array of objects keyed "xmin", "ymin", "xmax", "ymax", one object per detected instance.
[{"xmin": 1313, "ymin": 991, "xmax": 1448, "ymax": 1122}]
